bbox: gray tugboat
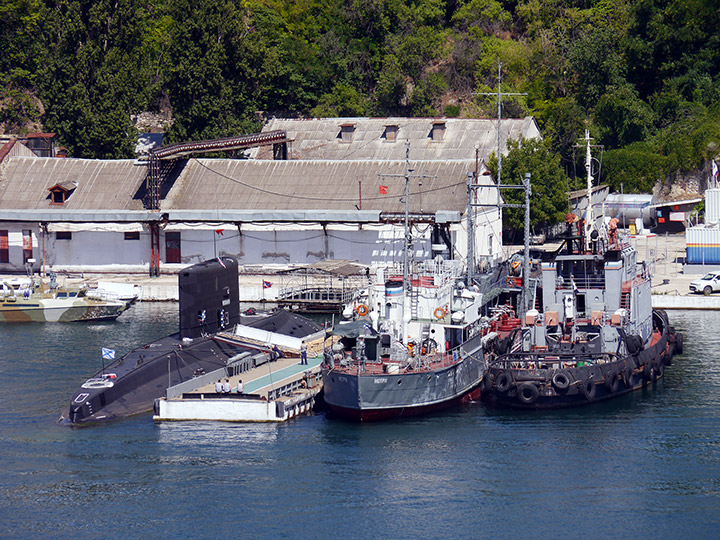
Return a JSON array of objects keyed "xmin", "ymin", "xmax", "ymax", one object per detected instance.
[{"xmin": 483, "ymin": 133, "xmax": 682, "ymax": 409}]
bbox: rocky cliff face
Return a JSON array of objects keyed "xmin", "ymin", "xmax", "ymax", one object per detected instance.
[{"xmin": 654, "ymin": 160, "xmax": 718, "ymax": 202}]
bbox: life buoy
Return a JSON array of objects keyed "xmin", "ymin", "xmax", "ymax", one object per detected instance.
[
  {"xmin": 495, "ymin": 371, "xmax": 512, "ymax": 393},
  {"xmin": 356, "ymin": 304, "xmax": 369, "ymax": 317},
  {"xmin": 552, "ymin": 370, "xmax": 571, "ymax": 391},
  {"xmin": 517, "ymin": 382, "xmax": 539, "ymax": 405},
  {"xmin": 506, "ymin": 276, "xmax": 515, "ymax": 287},
  {"xmin": 434, "ymin": 307, "xmax": 445, "ymax": 320}
]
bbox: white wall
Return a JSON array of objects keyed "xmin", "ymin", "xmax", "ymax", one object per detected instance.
[{"xmin": 0, "ymin": 218, "xmax": 501, "ymax": 273}]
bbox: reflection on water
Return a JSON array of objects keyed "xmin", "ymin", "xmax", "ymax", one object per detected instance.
[
  {"xmin": 157, "ymin": 421, "xmax": 280, "ymax": 447},
  {"xmin": 0, "ymin": 308, "xmax": 719, "ymax": 539}
]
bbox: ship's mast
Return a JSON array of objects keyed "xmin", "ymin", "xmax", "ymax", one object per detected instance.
[
  {"xmin": 379, "ymin": 142, "xmax": 432, "ymax": 342},
  {"xmin": 403, "ymin": 143, "xmax": 411, "ymax": 318},
  {"xmin": 584, "ymin": 130, "xmax": 594, "ymax": 252}
]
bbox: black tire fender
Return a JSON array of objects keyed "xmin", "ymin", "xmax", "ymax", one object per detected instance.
[
  {"xmin": 675, "ymin": 332, "xmax": 683, "ymax": 355},
  {"xmin": 624, "ymin": 369, "xmax": 634, "ymax": 389},
  {"xmin": 604, "ymin": 372, "xmax": 620, "ymax": 393},
  {"xmin": 552, "ymin": 370, "xmax": 571, "ymax": 391},
  {"xmin": 495, "ymin": 371, "xmax": 512, "ymax": 393},
  {"xmin": 581, "ymin": 379, "xmax": 597, "ymax": 400},
  {"xmin": 643, "ymin": 361, "xmax": 653, "ymax": 380},
  {"xmin": 655, "ymin": 361, "xmax": 664, "ymax": 379},
  {"xmin": 516, "ymin": 382, "xmax": 540, "ymax": 405}
]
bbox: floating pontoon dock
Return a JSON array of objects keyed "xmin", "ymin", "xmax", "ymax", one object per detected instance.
[{"xmin": 153, "ymin": 356, "xmax": 323, "ymax": 422}]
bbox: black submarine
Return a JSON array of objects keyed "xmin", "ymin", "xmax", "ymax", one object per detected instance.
[{"xmin": 61, "ymin": 257, "xmax": 321, "ymax": 424}]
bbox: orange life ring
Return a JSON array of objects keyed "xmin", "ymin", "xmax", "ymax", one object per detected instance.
[
  {"xmin": 506, "ymin": 276, "xmax": 515, "ymax": 287},
  {"xmin": 434, "ymin": 307, "xmax": 445, "ymax": 319},
  {"xmin": 356, "ymin": 304, "xmax": 369, "ymax": 316}
]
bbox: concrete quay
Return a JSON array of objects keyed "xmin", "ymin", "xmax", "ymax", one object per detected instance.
[
  {"xmin": 4, "ymin": 233, "xmax": 717, "ymax": 308},
  {"xmin": 633, "ymin": 233, "xmax": 720, "ymax": 309}
]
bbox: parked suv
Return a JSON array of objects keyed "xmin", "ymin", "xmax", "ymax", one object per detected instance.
[{"xmin": 689, "ymin": 271, "xmax": 720, "ymax": 295}]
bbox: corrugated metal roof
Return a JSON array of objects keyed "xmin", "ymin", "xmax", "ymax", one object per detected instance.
[
  {"xmin": 0, "ymin": 210, "xmax": 160, "ymax": 221},
  {"xmin": 249, "ymin": 117, "xmax": 540, "ymax": 160},
  {"xmin": 0, "ymin": 157, "xmax": 147, "ymax": 210},
  {"xmin": 165, "ymin": 158, "xmax": 485, "ymax": 214}
]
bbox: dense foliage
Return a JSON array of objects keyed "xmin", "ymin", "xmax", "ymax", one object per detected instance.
[{"xmin": 2, "ymin": 0, "xmax": 720, "ymax": 229}]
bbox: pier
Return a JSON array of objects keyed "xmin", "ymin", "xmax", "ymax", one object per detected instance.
[{"xmin": 153, "ymin": 356, "xmax": 323, "ymax": 422}]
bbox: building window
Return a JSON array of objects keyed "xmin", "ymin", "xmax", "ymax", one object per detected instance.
[
  {"xmin": 22, "ymin": 229, "xmax": 32, "ymax": 263},
  {"xmin": 124, "ymin": 231, "xmax": 140, "ymax": 240},
  {"xmin": 430, "ymin": 122, "xmax": 446, "ymax": 141},
  {"xmin": 338, "ymin": 124, "xmax": 355, "ymax": 142},
  {"xmin": 47, "ymin": 181, "xmax": 77, "ymax": 205},
  {"xmin": 0, "ymin": 230, "xmax": 8, "ymax": 263},
  {"xmin": 165, "ymin": 231, "xmax": 181, "ymax": 263},
  {"xmin": 383, "ymin": 125, "xmax": 398, "ymax": 142},
  {"xmin": 56, "ymin": 231, "xmax": 72, "ymax": 240}
]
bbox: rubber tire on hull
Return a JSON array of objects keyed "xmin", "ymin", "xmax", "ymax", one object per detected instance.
[
  {"xmin": 516, "ymin": 382, "xmax": 540, "ymax": 405},
  {"xmin": 581, "ymin": 379, "xmax": 597, "ymax": 400},
  {"xmin": 495, "ymin": 372, "xmax": 512, "ymax": 393},
  {"xmin": 627, "ymin": 335, "xmax": 644, "ymax": 355},
  {"xmin": 552, "ymin": 370, "xmax": 571, "ymax": 391},
  {"xmin": 675, "ymin": 332, "xmax": 684, "ymax": 355},
  {"xmin": 605, "ymin": 373, "xmax": 620, "ymax": 393},
  {"xmin": 623, "ymin": 369, "xmax": 634, "ymax": 389},
  {"xmin": 655, "ymin": 361, "xmax": 664, "ymax": 379}
]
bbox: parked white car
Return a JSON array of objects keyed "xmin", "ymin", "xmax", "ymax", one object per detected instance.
[{"xmin": 689, "ymin": 271, "xmax": 720, "ymax": 295}]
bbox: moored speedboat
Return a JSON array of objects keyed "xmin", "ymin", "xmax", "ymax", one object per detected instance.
[{"xmin": 0, "ymin": 271, "xmax": 129, "ymax": 322}]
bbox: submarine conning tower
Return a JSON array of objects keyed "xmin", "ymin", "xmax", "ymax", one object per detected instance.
[{"xmin": 179, "ymin": 257, "xmax": 240, "ymax": 339}]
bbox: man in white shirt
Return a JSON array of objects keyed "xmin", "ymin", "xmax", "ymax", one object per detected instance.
[
  {"xmin": 237, "ymin": 379, "xmax": 244, "ymax": 394},
  {"xmin": 222, "ymin": 379, "xmax": 231, "ymax": 393},
  {"xmin": 214, "ymin": 379, "xmax": 223, "ymax": 393}
]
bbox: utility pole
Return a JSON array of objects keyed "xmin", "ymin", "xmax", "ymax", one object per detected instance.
[
  {"xmin": 474, "ymin": 62, "xmax": 527, "ymax": 218},
  {"xmin": 469, "ymin": 172, "xmax": 532, "ymax": 316}
]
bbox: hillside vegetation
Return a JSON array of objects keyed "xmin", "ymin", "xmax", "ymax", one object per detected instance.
[{"xmin": 2, "ymin": 0, "xmax": 720, "ymax": 217}]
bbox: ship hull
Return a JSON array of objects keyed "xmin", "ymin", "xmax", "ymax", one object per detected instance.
[
  {"xmin": 322, "ymin": 355, "xmax": 484, "ymax": 422},
  {"xmin": 63, "ymin": 334, "xmax": 246, "ymax": 423},
  {"xmin": 0, "ymin": 298, "xmax": 128, "ymax": 322},
  {"xmin": 484, "ymin": 310, "xmax": 680, "ymax": 410}
]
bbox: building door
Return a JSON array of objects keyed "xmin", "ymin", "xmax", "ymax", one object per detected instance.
[
  {"xmin": 22, "ymin": 230, "xmax": 33, "ymax": 263},
  {"xmin": 0, "ymin": 230, "xmax": 8, "ymax": 263},
  {"xmin": 165, "ymin": 231, "xmax": 181, "ymax": 263}
]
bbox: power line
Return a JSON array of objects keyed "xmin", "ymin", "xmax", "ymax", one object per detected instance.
[{"xmin": 191, "ymin": 158, "xmax": 467, "ymax": 202}]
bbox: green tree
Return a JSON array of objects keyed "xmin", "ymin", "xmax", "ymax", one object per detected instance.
[
  {"xmin": 311, "ymin": 83, "xmax": 367, "ymax": 117},
  {"xmin": 594, "ymin": 84, "xmax": 655, "ymax": 149},
  {"xmin": 489, "ymin": 138, "xmax": 569, "ymax": 240}
]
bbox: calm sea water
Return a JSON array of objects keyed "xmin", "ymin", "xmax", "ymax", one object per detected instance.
[{"xmin": 0, "ymin": 305, "xmax": 718, "ymax": 540}]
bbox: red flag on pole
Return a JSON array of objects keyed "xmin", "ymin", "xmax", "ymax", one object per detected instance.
[
  {"xmin": 379, "ymin": 185, "xmax": 388, "ymax": 195},
  {"xmin": 215, "ymin": 229, "xmax": 224, "ymax": 235}
]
